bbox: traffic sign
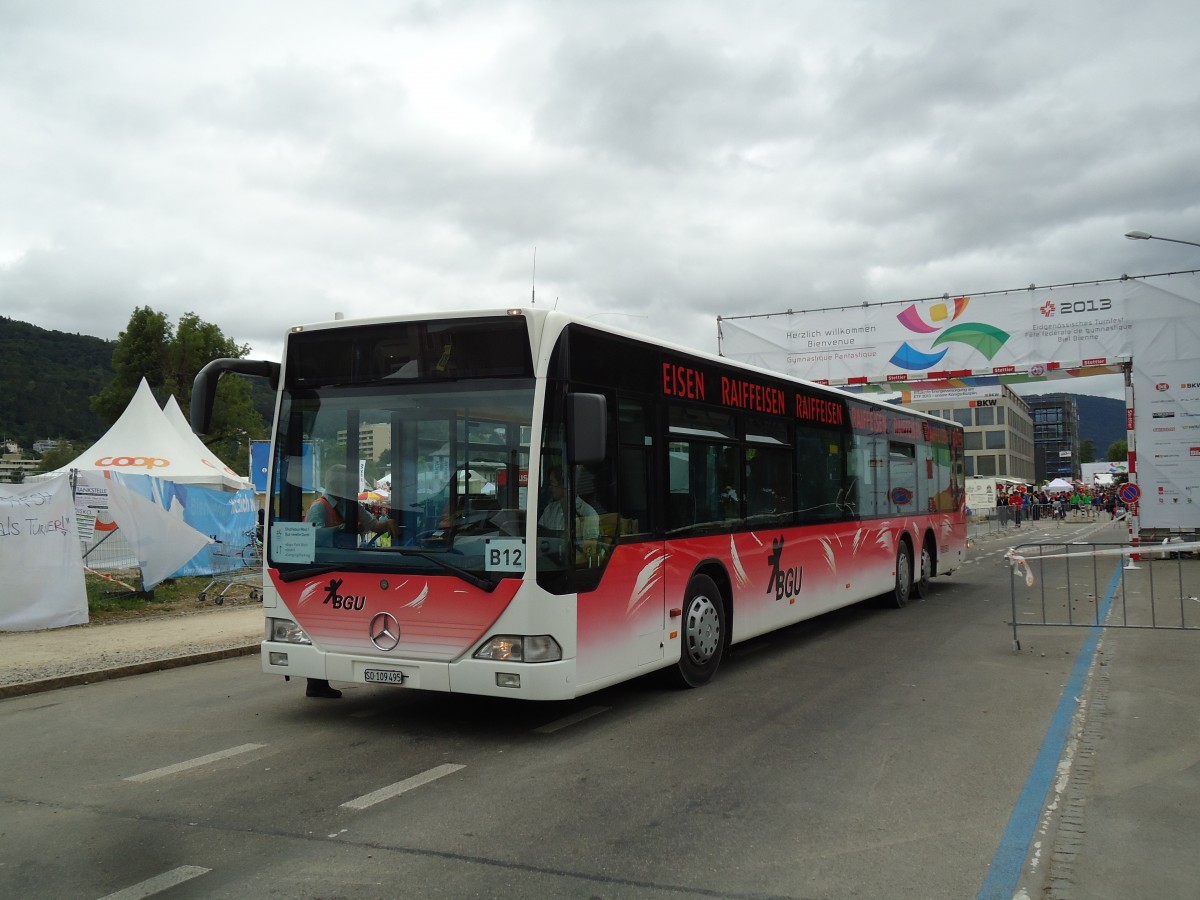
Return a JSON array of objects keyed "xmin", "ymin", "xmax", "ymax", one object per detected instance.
[{"xmin": 1119, "ymin": 483, "xmax": 1141, "ymax": 504}]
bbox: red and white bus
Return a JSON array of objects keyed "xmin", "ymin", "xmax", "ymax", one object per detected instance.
[{"xmin": 193, "ymin": 308, "xmax": 966, "ymax": 700}]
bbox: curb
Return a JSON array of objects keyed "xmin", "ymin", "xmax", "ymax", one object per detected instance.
[{"xmin": 0, "ymin": 643, "xmax": 261, "ymax": 700}]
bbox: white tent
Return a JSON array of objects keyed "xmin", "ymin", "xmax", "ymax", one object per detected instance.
[
  {"xmin": 41, "ymin": 378, "xmax": 249, "ymax": 491},
  {"xmin": 1046, "ymin": 477, "xmax": 1074, "ymax": 492},
  {"xmin": 162, "ymin": 396, "xmax": 253, "ymax": 491}
]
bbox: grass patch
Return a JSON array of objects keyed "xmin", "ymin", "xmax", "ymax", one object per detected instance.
[{"xmin": 84, "ymin": 573, "xmax": 246, "ymax": 619}]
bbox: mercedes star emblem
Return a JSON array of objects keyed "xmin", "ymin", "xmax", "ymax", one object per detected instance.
[{"xmin": 369, "ymin": 611, "xmax": 401, "ymax": 651}]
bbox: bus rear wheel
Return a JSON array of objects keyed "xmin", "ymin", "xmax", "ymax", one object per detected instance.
[
  {"xmin": 672, "ymin": 574, "xmax": 726, "ymax": 688},
  {"xmin": 912, "ymin": 541, "xmax": 933, "ymax": 599},
  {"xmin": 891, "ymin": 543, "xmax": 913, "ymax": 609}
]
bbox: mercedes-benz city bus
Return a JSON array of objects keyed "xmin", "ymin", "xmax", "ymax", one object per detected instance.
[{"xmin": 192, "ymin": 309, "xmax": 966, "ymax": 701}]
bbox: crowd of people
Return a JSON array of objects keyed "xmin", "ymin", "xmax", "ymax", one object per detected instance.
[{"xmin": 992, "ymin": 484, "xmax": 1123, "ymax": 527}]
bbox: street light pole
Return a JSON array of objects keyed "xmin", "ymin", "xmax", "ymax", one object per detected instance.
[{"xmin": 1124, "ymin": 230, "xmax": 1200, "ymax": 249}]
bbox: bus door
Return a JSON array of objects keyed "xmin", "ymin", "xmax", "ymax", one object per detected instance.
[
  {"xmin": 557, "ymin": 394, "xmax": 665, "ymax": 685},
  {"xmin": 617, "ymin": 398, "xmax": 663, "ymax": 667}
]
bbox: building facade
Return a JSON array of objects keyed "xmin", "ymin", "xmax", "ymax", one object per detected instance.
[
  {"xmin": 1026, "ymin": 394, "xmax": 1081, "ymax": 483},
  {"xmin": 0, "ymin": 453, "xmax": 41, "ymax": 484}
]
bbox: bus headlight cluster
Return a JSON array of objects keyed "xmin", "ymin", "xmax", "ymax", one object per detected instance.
[
  {"xmin": 269, "ymin": 618, "xmax": 311, "ymax": 645},
  {"xmin": 474, "ymin": 634, "xmax": 562, "ymax": 663}
]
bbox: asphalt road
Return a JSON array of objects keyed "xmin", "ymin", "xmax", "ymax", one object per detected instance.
[{"xmin": 0, "ymin": 525, "xmax": 1100, "ymax": 899}]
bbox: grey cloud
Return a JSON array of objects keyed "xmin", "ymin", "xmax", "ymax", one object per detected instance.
[{"xmin": 534, "ymin": 33, "xmax": 806, "ymax": 168}]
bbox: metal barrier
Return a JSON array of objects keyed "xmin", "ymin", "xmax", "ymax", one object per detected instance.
[{"xmin": 1007, "ymin": 542, "xmax": 1200, "ymax": 651}]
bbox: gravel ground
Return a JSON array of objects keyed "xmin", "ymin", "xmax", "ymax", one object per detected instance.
[{"xmin": 0, "ymin": 603, "xmax": 263, "ymax": 692}]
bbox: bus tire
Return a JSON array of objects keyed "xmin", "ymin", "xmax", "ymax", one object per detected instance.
[
  {"xmin": 672, "ymin": 574, "xmax": 726, "ymax": 688},
  {"xmin": 891, "ymin": 542, "xmax": 913, "ymax": 609},
  {"xmin": 912, "ymin": 539, "xmax": 933, "ymax": 599}
]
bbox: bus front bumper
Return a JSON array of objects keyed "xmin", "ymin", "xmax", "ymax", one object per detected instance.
[{"xmin": 261, "ymin": 640, "xmax": 579, "ymax": 700}]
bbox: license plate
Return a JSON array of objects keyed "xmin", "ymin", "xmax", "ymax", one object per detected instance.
[{"xmin": 364, "ymin": 668, "xmax": 407, "ymax": 685}]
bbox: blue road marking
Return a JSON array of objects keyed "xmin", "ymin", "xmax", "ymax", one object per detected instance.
[{"xmin": 977, "ymin": 562, "xmax": 1122, "ymax": 899}]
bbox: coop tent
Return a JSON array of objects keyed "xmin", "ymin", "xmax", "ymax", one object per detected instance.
[{"xmin": 41, "ymin": 378, "xmax": 250, "ymax": 491}]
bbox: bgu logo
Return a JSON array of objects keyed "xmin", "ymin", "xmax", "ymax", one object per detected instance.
[
  {"xmin": 766, "ymin": 537, "xmax": 803, "ymax": 602},
  {"xmin": 1040, "ymin": 301, "xmax": 1056, "ymax": 318},
  {"xmin": 322, "ymin": 577, "xmax": 366, "ymax": 611},
  {"xmin": 96, "ymin": 455, "xmax": 170, "ymax": 470}
]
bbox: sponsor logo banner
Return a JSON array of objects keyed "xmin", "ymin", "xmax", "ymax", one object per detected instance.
[{"xmin": 721, "ymin": 282, "xmax": 1133, "ymax": 384}]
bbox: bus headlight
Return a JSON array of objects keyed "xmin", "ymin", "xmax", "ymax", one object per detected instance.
[
  {"xmin": 270, "ymin": 618, "xmax": 311, "ymax": 645},
  {"xmin": 474, "ymin": 634, "xmax": 561, "ymax": 663}
]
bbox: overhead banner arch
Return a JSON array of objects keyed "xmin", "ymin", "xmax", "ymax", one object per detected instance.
[
  {"xmin": 719, "ymin": 270, "xmax": 1200, "ymax": 530},
  {"xmin": 718, "ymin": 279, "xmax": 1139, "ymax": 387}
]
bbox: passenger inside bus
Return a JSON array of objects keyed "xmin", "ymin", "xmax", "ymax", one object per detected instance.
[{"xmin": 305, "ymin": 464, "xmax": 397, "ymax": 549}]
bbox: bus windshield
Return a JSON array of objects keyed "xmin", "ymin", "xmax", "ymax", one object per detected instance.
[{"xmin": 269, "ymin": 381, "xmax": 534, "ymax": 585}]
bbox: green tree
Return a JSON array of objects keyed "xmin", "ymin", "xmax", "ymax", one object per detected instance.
[
  {"xmin": 88, "ymin": 307, "xmax": 266, "ymax": 475},
  {"xmin": 1078, "ymin": 438, "xmax": 1096, "ymax": 464},
  {"xmin": 204, "ymin": 375, "xmax": 264, "ymax": 476},
  {"xmin": 165, "ymin": 312, "xmax": 249, "ymax": 406},
  {"xmin": 1107, "ymin": 440, "xmax": 1128, "ymax": 462},
  {"xmin": 36, "ymin": 441, "xmax": 79, "ymax": 473},
  {"xmin": 90, "ymin": 306, "xmax": 170, "ymax": 423}
]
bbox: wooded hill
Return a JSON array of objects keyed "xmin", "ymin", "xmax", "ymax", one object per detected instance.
[
  {"xmin": 0, "ymin": 316, "xmax": 276, "ymax": 454},
  {"xmin": 0, "ymin": 316, "xmax": 116, "ymax": 448}
]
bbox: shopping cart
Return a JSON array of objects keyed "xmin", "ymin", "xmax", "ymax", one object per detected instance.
[{"xmin": 198, "ymin": 529, "xmax": 263, "ymax": 605}]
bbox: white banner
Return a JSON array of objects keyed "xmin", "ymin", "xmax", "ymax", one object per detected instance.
[
  {"xmin": 1125, "ymin": 275, "xmax": 1200, "ymax": 528},
  {"xmin": 0, "ymin": 475, "xmax": 88, "ymax": 631},
  {"xmin": 722, "ymin": 272, "xmax": 1200, "ymax": 532},
  {"xmin": 720, "ymin": 282, "xmax": 1132, "ymax": 385},
  {"xmin": 901, "ymin": 385, "xmax": 1003, "ymax": 403},
  {"xmin": 79, "ymin": 471, "xmax": 213, "ymax": 589}
]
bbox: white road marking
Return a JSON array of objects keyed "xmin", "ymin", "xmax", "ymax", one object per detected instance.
[
  {"xmin": 533, "ymin": 705, "xmax": 610, "ymax": 734},
  {"xmin": 341, "ymin": 763, "xmax": 465, "ymax": 810},
  {"xmin": 123, "ymin": 744, "xmax": 265, "ymax": 783},
  {"xmin": 97, "ymin": 865, "xmax": 210, "ymax": 899}
]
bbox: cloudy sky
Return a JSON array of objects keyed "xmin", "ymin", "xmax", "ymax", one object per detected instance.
[{"xmin": 3, "ymin": 0, "xmax": 1198, "ymax": 401}]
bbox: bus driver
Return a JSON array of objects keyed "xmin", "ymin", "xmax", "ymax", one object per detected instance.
[{"xmin": 538, "ymin": 465, "xmax": 599, "ymax": 543}]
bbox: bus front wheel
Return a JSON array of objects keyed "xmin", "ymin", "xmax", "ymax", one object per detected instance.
[{"xmin": 673, "ymin": 574, "xmax": 726, "ymax": 688}]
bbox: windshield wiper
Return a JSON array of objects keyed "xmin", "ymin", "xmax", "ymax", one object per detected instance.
[
  {"xmin": 277, "ymin": 564, "xmax": 339, "ymax": 583},
  {"xmin": 390, "ymin": 548, "xmax": 497, "ymax": 592},
  {"xmin": 276, "ymin": 554, "xmax": 495, "ymax": 592}
]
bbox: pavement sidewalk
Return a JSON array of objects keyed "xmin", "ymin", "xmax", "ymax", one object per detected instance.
[
  {"xmin": 0, "ymin": 604, "xmax": 262, "ymax": 699},
  {"xmin": 1019, "ymin": 625, "xmax": 1200, "ymax": 899}
]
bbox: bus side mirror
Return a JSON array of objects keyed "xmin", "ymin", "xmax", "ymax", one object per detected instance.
[
  {"xmin": 567, "ymin": 393, "xmax": 606, "ymax": 465},
  {"xmin": 191, "ymin": 357, "xmax": 280, "ymax": 434}
]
